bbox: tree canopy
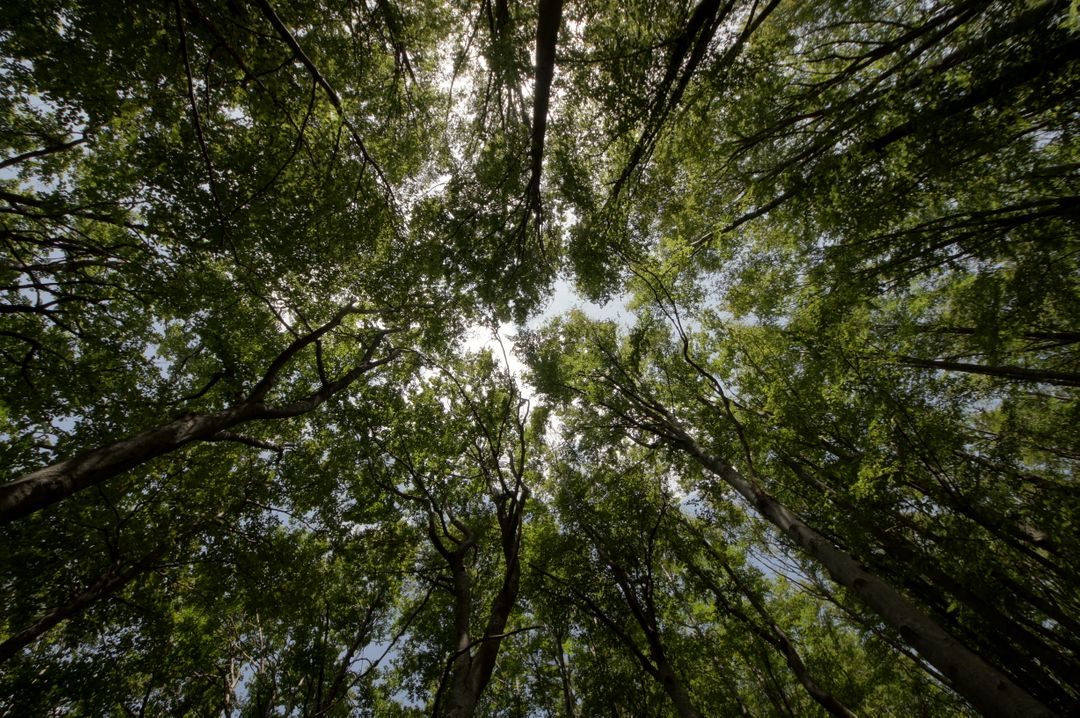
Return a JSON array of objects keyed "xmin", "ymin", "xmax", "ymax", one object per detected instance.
[{"xmin": 1, "ymin": 0, "xmax": 1077, "ymax": 715}]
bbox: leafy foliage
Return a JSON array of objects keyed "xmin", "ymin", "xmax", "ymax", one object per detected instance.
[{"xmin": 2, "ymin": 0, "xmax": 1077, "ymax": 716}]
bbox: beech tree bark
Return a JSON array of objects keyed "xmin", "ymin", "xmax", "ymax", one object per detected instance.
[
  {"xmin": 672, "ymin": 428, "xmax": 1054, "ymax": 718},
  {"xmin": 587, "ymin": 361, "xmax": 1054, "ymax": 717},
  {"xmin": 0, "ymin": 307, "xmax": 398, "ymax": 523},
  {"xmin": 893, "ymin": 355, "xmax": 1080, "ymax": 387}
]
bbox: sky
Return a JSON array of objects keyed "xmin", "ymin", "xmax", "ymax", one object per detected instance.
[{"xmin": 461, "ymin": 276, "xmax": 630, "ymax": 396}]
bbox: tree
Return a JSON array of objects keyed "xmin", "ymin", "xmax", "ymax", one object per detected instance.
[
  {"xmin": 523, "ymin": 309, "xmax": 1056, "ymax": 716},
  {"xmin": 3, "ymin": 0, "xmax": 1077, "ymax": 715},
  {"xmin": 362, "ymin": 352, "xmax": 537, "ymax": 717},
  {"xmin": 539, "ymin": 449, "xmax": 706, "ymax": 718}
]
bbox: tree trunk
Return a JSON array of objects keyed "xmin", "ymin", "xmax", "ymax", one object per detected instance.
[
  {"xmin": 0, "ymin": 309, "xmax": 396, "ymax": 523},
  {"xmin": 784, "ymin": 455, "xmax": 1076, "ymax": 711},
  {"xmin": 670, "ymin": 429, "xmax": 1054, "ymax": 718},
  {"xmin": 0, "ymin": 404, "xmax": 259, "ymax": 523},
  {"xmin": 894, "ymin": 355, "xmax": 1080, "ymax": 387},
  {"xmin": 525, "ymin": 0, "xmax": 564, "ymax": 210}
]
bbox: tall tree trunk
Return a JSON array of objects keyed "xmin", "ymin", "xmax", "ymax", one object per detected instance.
[
  {"xmin": 0, "ymin": 316, "xmax": 396, "ymax": 523},
  {"xmin": 670, "ymin": 428, "xmax": 1054, "ymax": 718},
  {"xmin": 783, "ymin": 455, "xmax": 1077, "ymax": 711},
  {"xmin": 524, "ymin": 0, "xmax": 564, "ymax": 214},
  {"xmin": 893, "ymin": 355, "xmax": 1080, "ymax": 387},
  {"xmin": 586, "ymin": 296, "xmax": 1057, "ymax": 714},
  {"xmin": 440, "ymin": 561, "xmax": 526, "ymax": 718}
]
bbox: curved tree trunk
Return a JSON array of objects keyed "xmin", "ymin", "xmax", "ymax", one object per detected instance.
[{"xmin": 0, "ymin": 314, "xmax": 397, "ymax": 523}]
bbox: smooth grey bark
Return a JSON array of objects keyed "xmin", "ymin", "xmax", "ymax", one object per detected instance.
[
  {"xmin": 669, "ymin": 427, "xmax": 1054, "ymax": 718},
  {"xmin": 894, "ymin": 355, "xmax": 1080, "ymax": 387},
  {"xmin": 781, "ymin": 455, "xmax": 1080, "ymax": 709},
  {"xmin": 0, "ymin": 404, "xmax": 259, "ymax": 524},
  {"xmin": 0, "ymin": 306, "xmax": 398, "ymax": 523}
]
